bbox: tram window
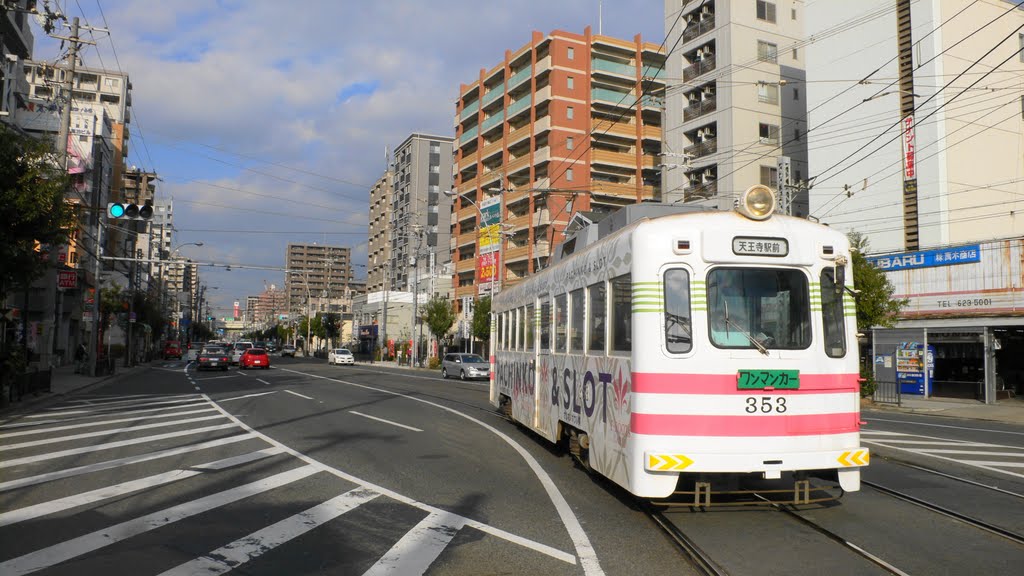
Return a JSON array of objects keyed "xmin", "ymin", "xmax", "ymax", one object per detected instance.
[
  {"xmin": 526, "ymin": 304, "xmax": 535, "ymax": 351},
  {"xmin": 569, "ymin": 288, "xmax": 585, "ymax": 352},
  {"xmin": 540, "ymin": 298, "xmax": 551, "ymax": 351},
  {"xmin": 664, "ymin": 269, "xmax": 692, "ymax": 354},
  {"xmin": 821, "ymin": 269, "xmax": 847, "ymax": 358},
  {"xmin": 518, "ymin": 307, "xmax": 527, "ymax": 351},
  {"xmin": 588, "ymin": 282, "xmax": 607, "ymax": 353},
  {"xmin": 497, "ymin": 313, "xmax": 504, "ymax": 350},
  {"xmin": 707, "ymin": 268, "xmax": 811, "ymax": 350},
  {"xmin": 555, "ymin": 293, "xmax": 568, "ymax": 352},
  {"xmin": 611, "ymin": 274, "xmax": 632, "ymax": 354}
]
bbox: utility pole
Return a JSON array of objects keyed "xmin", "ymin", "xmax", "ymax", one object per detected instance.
[
  {"xmin": 410, "ymin": 228, "xmax": 423, "ymax": 368},
  {"xmin": 896, "ymin": 0, "xmax": 919, "ymax": 250}
]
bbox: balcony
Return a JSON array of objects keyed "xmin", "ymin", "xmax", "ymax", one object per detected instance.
[
  {"xmin": 533, "ymin": 115, "xmax": 552, "ymax": 135},
  {"xmin": 641, "ymin": 65, "xmax": 664, "ymax": 80},
  {"xmin": 683, "ymin": 138, "xmax": 717, "ymax": 159},
  {"xmin": 504, "ymin": 187, "xmax": 530, "ymax": 206},
  {"xmin": 508, "ymin": 67, "xmax": 531, "ymax": 91},
  {"xmin": 504, "ymin": 244, "xmax": 530, "ymax": 263},
  {"xmin": 535, "ymin": 54, "xmax": 552, "ymax": 74},
  {"xmin": 460, "ymin": 100, "xmax": 480, "ymax": 122},
  {"xmin": 534, "ymin": 85, "xmax": 553, "ymax": 106},
  {"xmin": 593, "ymin": 118, "xmax": 636, "ymax": 139},
  {"xmin": 508, "ymin": 212, "xmax": 530, "ymax": 231},
  {"xmin": 480, "ymin": 168, "xmax": 502, "ymax": 188},
  {"xmin": 686, "ymin": 181, "xmax": 718, "ymax": 200},
  {"xmin": 642, "ymin": 124, "xmax": 662, "ymax": 141},
  {"xmin": 683, "ymin": 55, "xmax": 716, "ymax": 82},
  {"xmin": 683, "ymin": 97, "xmax": 717, "ymax": 122},
  {"xmin": 481, "ymin": 139, "xmax": 503, "ymax": 162},
  {"xmin": 591, "ymin": 181, "xmax": 638, "ymax": 197},
  {"xmin": 483, "ymin": 83, "xmax": 505, "ymax": 107},
  {"xmin": 458, "ymin": 154, "xmax": 477, "ymax": 171},
  {"xmin": 457, "ymin": 175, "xmax": 479, "ymax": 193},
  {"xmin": 507, "ymin": 124, "xmax": 531, "ymax": 148},
  {"xmin": 481, "ymin": 111, "xmax": 504, "ymax": 134},
  {"xmin": 507, "ymin": 96, "xmax": 531, "ymax": 120},
  {"xmin": 682, "ymin": 17, "xmax": 715, "ymax": 43},
  {"xmin": 456, "ymin": 231, "xmax": 476, "ymax": 249},
  {"xmin": 532, "ymin": 208, "xmax": 551, "ymax": 226},
  {"xmin": 506, "ymin": 154, "xmax": 530, "ymax": 176},
  {"xmin": 460, "ymin": 125, "xmax": 479, "ymax": 145},
  {"xmin": 592, "ymin": 87, "xmax": 632, "ymax": 106},
  {"xmin": 456, "ymin": 257, "xmax": 476, "ymax": 273},
  {"xmin": 592, "ymin": 57, "xmax": 636, "ymax": 78},
  {"xmin": 592, "ymin": 149, "xmax": 636, "ymax": 168},
  {"xmin": 456, "ymin": 205, "xmax": 478, "ymax": 224}
]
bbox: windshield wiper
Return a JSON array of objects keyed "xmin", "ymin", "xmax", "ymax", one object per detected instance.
[{"xmin": 724, "ymin": 300, "xmax": 769, "ymax": 356}]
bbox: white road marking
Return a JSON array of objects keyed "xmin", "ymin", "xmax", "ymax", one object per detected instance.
[
  {"xmin": 349, "ymin": 411, "xmax": 423, "ymax": 432},
  {"xmin": 156, "ymin": 487, "xmax": 379, "ymax": 576},
  {"xmin": 47, "ymin": 394, "xmax": 202, "ymax": 410},
  {"xmin": 189, "ymin": 447, "xmax": 283, "ymax": 470},
  {"xmin": 863, "ymin": 440, "xmax": 999, "ymax": 447},
  {"xmin": 957, "ymin": 460, "xmax": 1024, "ymax": 468},
  {"xmin": 40, "ymin": 402, "xmax": 211, "ymax": 422},
  {"xmin": 912, "ymin": 449, "xmax": 1024, "ymax": 456},
  {"xmin": 0, "ymin": 434, "xmax": 257, "ymax": 492},
  {"xmin": 0, "ymin": 407, "xmax": 219, "ymax": 439},
  {"xmin": 36, "ymin": 397, "xmax": 207, "ymax": 418},
  {"xmin": 0, "ymin": 423, "xmax": 240, "ymax": 469},
  {"xmin": 0, "ymin": 465, "xmax": 320, "ymax": 576},
  {"xmin": 865, "ymin": 416, "xmax": 1024, "ymax": 437},
  {"xmin": 257, "ymin": 379, "xmax": 271, "ymax": 385},
  {"xmin": 193, "ymin": 374, "xmax": 238, "ymax": 381},
  {"xmin": 237, "ymin": 370, "xmax": 250, "ymax": 377},
  {"xmin": 364, "ymin": 511, "xmax": 464, "ymax": 576},
  {"xmin": 0, "ymin": 414, "xmax": 228, "ymax": 452},
  {"xmin": 218, "ymin": 391, "xmax": 279, "ymax": 403},
  {"xmin": 221, "ymin": 376, "xmax": 581, "ymax": 568},
  {"xmin": 284, "ymin": 390, "xmax": 314, "ymax": 400}
]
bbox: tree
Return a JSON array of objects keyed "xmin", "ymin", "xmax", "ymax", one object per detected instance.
[
  {"xmin": 472, "ymin": 296, "xmax": 491, "ymax": 347},
  {"xmin": 322, "ymin": 312, "xmax": 340, "ymax": 349},
  {"xmin": 849, "ymin": 232, "xmax": 907, "ymax": 331},
  {"xmin": 422, "ymin": 296, "xmax": 456, "ymax": 358},
  {"xmin": 0, "ymin": 126, "xmax": 74, "ymax": 303}
]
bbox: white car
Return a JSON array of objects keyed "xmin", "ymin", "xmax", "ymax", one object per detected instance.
[
  {"xmin": 186, "ymin": 342, "xmax": 205, "ymax": 362},
  {"xmin": 231, "ymin": 341, "xmax": 253, "ymax": 365},
  {"xmin": 328, "ymin": 348, "xmax": 355, "ymax": 365}
]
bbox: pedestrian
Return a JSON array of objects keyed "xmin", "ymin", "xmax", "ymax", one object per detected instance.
[{"xmin": 75, "ymin": 343, "xmax": 87, "ymax": 374}]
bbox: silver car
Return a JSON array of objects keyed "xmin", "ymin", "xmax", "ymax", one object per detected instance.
[{"xmin": 441, "ymin": 353, "xmax": 490, "ymax": 380}]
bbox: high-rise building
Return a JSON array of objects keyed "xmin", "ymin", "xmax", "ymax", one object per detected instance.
[
  {"xmin": 388, "ymin": 133, "xmax": 455, "ymax": 292},
  {"xmin": 255, "ymin": 285, "xmax": 288, "ymax": 327},
  {"xmin": 367, "ymin": 170, "xmax": 393, "ymax": 293},
  {"xmin": 452, "ymin": 27, "xmax": 665, "ymax": 304},
  {"xmin": 662, "ymin": 0, "xmax": 809, "ymax": 214},
  {"xmin": 0, "ymin": 1, "xmax": 35, "ymax": 126},
  {"xmin": 285, "ymin": 243, "xmax": 353, "ymax": 318}
]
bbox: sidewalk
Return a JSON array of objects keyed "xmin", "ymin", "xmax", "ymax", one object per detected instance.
[
  {"xmin": 0, "ymin": 361, "xmax": 149, "ymax": 417},
  {"xmin": 865, "ymin": 394, "xmax": 1024, "ymax": 425}
]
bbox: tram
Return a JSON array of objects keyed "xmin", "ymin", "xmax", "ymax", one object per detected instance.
[{"xmin": 489, "ymin": 185, "xmax": 869, "ymax": 500}]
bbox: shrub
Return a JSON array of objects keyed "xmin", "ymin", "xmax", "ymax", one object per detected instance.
[
  {"xmin": 859, "ymin": 365, "xmax": 877, "ymax": 398},
  {"xmin": 428, "ymin": 356, "xmax": 441, "ymax": 369}
]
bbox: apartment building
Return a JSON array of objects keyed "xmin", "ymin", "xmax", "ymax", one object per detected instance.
[
  {"xmin": 387, "ymin": 133, "xmax": 455, "ymax": 292},
  {"xmin": 452, "ymin": 27, "xmax": 665, "ymax": 303},
  {"xmin": 367, "ymin": 171, "xmax": 393, "ymax": 293},
  {"xmin": 0, "ymin": 1, "xmax": 34, "ymax": 124},
  {"xmin": 255, "ymin": 285, "xmax": 288, "ymax": 328},
  {"xmin": 285, "ymin": 243, "xmax": 354, "ymax": 318},
  {"xmin": 662, "ymin": 0, "xmax": 809, "ymax": 214}
]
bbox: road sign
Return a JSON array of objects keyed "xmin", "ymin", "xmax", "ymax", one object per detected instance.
[{"xmin": 57, "ymin": 270, "xmax": 78, "ymax": 289}]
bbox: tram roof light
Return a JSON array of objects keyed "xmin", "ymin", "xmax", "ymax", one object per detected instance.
[{"xmin": 736, "ymin": 185, "xmax": 776, "ymax": 221}]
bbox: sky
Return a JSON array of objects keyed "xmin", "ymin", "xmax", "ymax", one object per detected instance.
[{"xmin": 31, "ymin": 0, "xmax": 664, "ymax": 319}]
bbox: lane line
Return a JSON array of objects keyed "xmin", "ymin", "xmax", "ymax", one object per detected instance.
[
  {"xmin": 916, "ymin": 449, "xmax": 1024, "ymax": 456},
  {"xmin": 36, "ymin": 397, "xmax": 208, "ymax": 418},
  {"xmin": 363, "ymin": 511, "xmax": 465, "ymax": 576},
  {"xmin": 349, "ymin": 411, "xmax": 423, "ymax": 432},
  {"xmin": 865, "ymin": 416, "xmax": 1024, "ymax": 437},
  {"xmin": 865, "ymin": 441, "xmax": 1024, "ymax": 480},
  {"xmin": 0, "ymin": 434, "xmax": 258, "ymax": 493},
  {"xmin": 956, "ymin": 460, "xmax": 1024, "ymax": 468},
  {"xmin": 0, "ymin": 465, "xmax": 320, "ymax": 576},
  {"xmin": 0, "ymin": 407, "xmax": 219, "ymax": 439},
  {"xmin": 0, "ymin": 423, "xmax": 240, "ymax": 469},
  {"xmin": 284, "ymin": 390, "xmax": 314, "ymax": 401},
  {"xmin": 156, "ymin": 487, "xmax": 379, "ymax": 576},
  {"xmin": 0, "ymin": 414, "xmax": 228, "ymax": 451},
  {"xmin": 193, "ymin": 375, "xmax": 239, "ymax": 381},
  {"xmin": 257, "ymin": 379, "xmax": 271, "ymax": 385},
  {"xmin": 218, "ymin": 391, "xmax": 279, "ymax": 403}
]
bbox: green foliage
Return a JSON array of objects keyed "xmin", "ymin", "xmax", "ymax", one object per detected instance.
[
  {"xmin": 859, "ymin": 364, "xmax": 877, "ymax": 399},
  {"xmin": 849, "ymin": 232, "xmax": 908, "ymax": 331},
  {"xmin": 99, "ymin": 285, "xmax": 124, "ymax": 329},
  {"xmin": 422, "ymin": 296, "xmax": 456, "ymax": 355},
  {"xmin": 428, "ymin": 356, "xmax": 441, "ymax": 369},
  {"xmin": 472, "ymin": 296, "xmax": 491, "ymax": 343},
  {"xmin": 322, "ymin": 312, "xmax": 340, "ymax": 348},
  {"xmin": 0, "ymin": 126, "xmax": 75, "ymax": 300}
]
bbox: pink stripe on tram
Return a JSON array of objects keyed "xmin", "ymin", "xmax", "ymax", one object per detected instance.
[
  {"xmin": 631, "ymin": 412, "xmax": 860, "ymax": 437},
  {"xmin": 631, "ymin": 372, "xmax": 860, "ymax": 394}
]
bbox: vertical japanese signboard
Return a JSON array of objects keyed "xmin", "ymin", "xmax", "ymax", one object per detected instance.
[{"xmin": 477, "ymin": 196, "xmax": 501, "ymax": 295}]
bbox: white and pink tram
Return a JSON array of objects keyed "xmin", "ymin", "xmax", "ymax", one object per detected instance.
[{"xmin": 489, "ymin": 186, "xmax": 869, "ymax": 500}]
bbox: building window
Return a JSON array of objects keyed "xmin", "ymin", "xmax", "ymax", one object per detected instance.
[
  {"xmin": 759, "ymin": 123, "xmax": 780, "ymax": 145},
  {"xmin": 756, "ymin": 0, "xmax": 776, "ymax": 23},
  {"xmin": 1020, "ymin": 34, "xmax": 1024, "ymax": 62},
  {"xmin": 757, "ymin": 41, "xmax": 778, "ymax": 63},
  {"xmin": 568, "ymin": 46, "xmax": 575, "ymax": 60},
  {"xmin": 567, "ymin": 106, "xmax": 574, "ymax": 119},
  {"xmin": 430, "ymin": 164, "xmax": 440, "ymax": 173},
  {"xmin": 567, "ymin": 76, "xmax": 574, "ymax": 90},
  {"xmin": 794, "ymin": 127, "xmax": 802, "ymax": 141},
  {"xmin": 430, "ymin": 142, "xmax": 440, "ymax": 153},
  {"xmin": 757, "ymin": 83, "xmax": 778, "ymax": 104},
  {"xmin": 792, "ymin": 7, "xmax": 797, "ymax": 20},
  {"xmin": 792, "ymin": 47, "xmax": 798, "ymax": 60},
  {"xmin": 104, "ymin": 77, "xmax": 120, "ymax": 89},
  {"xmin": 566, "ymin": 136, "xmax": 574, "ymax": 150},
  {"xmin": 566, "ymin": 168, "xmax": 574, "ymax": 181},
  {"xmin": 793, "ymin": 87, "xmax": 800, "ymax": 100},
  {"xmin": 760, "ymin": 165, "xmax": 778, "ymax": 186}
]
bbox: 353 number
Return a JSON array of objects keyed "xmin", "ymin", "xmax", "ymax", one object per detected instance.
[{"xmin": 745, "ymin": 396, "xmax": 787, "ymax": 414}]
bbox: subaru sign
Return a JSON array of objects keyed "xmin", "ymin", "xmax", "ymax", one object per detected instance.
[{"xmin": 866, "ymin": 244, "xmax": 980, "ymax": 271}]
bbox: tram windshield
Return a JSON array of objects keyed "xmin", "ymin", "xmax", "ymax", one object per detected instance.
[{"xmin": 707, "ymin": 268, "xmax": 811, "ymax": 350}]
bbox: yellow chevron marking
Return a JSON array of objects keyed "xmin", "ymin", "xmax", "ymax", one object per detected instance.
[
  {"xmin": 647, "ymin": 454, "xmax": 694, "ymax": 471},
  {"xmin": 838, "ymin": 449, "xmax": 869, "ymax": 467}
]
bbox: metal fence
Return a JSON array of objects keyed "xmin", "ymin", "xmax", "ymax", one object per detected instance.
[
  {"xmin": 5, "ymin": 368, "xmax": 52, "ymax": 405},
  {"xmin": 872, "ymin": 380, "xmax": 901, "ymax": 405}
]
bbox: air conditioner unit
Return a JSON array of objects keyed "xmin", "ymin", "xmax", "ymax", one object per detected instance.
[
  {"xmin": 700, "ymin": 6, "xmax": 712, "ymax": 17},
  {"xmin": 702, "ymin": 169, "xmax": 716, "ymax": 182},
  {"xmin": 701, "ymin": 87, "xmax": 714, "ymax": 98}
]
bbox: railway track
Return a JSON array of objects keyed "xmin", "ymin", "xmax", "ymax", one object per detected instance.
[{"xmin": 642, "ymin": 504, "xmax": 729, "ymax": 576}]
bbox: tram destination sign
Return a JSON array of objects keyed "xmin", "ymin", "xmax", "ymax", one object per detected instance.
[{"xmin": 732, "ymin": 237, "xmax": 788, "ymax": 257}]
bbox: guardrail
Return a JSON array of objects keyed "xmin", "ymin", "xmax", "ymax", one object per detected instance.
[{"xmin": 872, "ymin": 380, "xmax": 900, "ymax": 405}]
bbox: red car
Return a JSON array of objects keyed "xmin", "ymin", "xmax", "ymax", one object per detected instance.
[
  {"xmin": 163, "ymin": 340, "xmax": 182, "ymax": 360},
  {"xmin": 239, "ymin": 348, "xmax": 271, "ymax": 370}
]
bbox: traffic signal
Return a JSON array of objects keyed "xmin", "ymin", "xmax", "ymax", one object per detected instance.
[{"xmin": 107, "ymin": 202, "xmax": 154, "ymax": 220}]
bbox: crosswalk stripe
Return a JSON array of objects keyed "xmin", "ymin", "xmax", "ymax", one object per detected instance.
[
  {"xmin": 0, "ymin": 408, "xmax": 219, "ymax": 439},
  {"xmin": 863, "ymin": 440, "xmax": 1000, "ymax": 447},
  {"xmin": 0, "ymin": 465, "xmax": 320, "ymax": 576},
  {"xmin": 0, "ymin": 423, "xmax": 240, "ymax": 469},
  {"xmin": 0, "ymin": 449, "xmax": 283, "ymax": 527},
  {"xmin": 364, "ymin": 511, "xmax": 466, "ymax": 576},
  {"xmin": 957, "ymin": 460, "xmax": 1024, "ymax": 468},
  {"xmin": 0, "ymin": 414, "xmax": 228, "ymax": 452},
  {"xmin": 156, "ymin": 487, "xmax": 379, "ymax": 576},
  {"xmin": 0, "ymin": 434, "xmax": 257, "ymax": 493},
  {"xmin": 10, "ymin": 402, "xmax": 213, "ymax": 427},
  {"xmin": 36, "ymin": 397, "xmax": 207, "ymax": 418},
  {"xmin": 52, "ymin": 394, "xmax": 202, "ymax": 409},
  {"xmin": 917, "ymin": 449, "xmax": 1024, "ymax": 457}
]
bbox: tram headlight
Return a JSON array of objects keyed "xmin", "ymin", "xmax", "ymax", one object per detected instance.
[{"xmin": 736, "ymin": 185, "xmax": 777, "ymax": 220}]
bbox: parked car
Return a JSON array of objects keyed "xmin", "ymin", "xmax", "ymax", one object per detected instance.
[
  {"xmin": 328, "ymin": 348, "xmax": 355, "ymax": 365},
  {"xmin": 197, "ymin": 347, "xmax": 231, "ymax": 371},
  {"xmin": 162, "ymin": 340, "xmax": 182, "ymax": 360},
  {"xmin": 280, "ymin": 344, "xmax": 296, "ymax": 358},
  {"xmin": 231, "ymin": 341, "xmax": 253, "ymax": 365},
  {"xmin": 239, "ymin": 348, "xmax": 270, "ymax": 370},
  {"xmin": 186, "ymin": 342, "xmax": 206, "ymax": 362},
  {"xmin": 441, "ymin": 353, "xmax": 490, "ymax": 380}
]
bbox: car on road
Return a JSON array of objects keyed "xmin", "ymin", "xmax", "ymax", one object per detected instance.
[
  {"xmin": 197, "ymin": 347, "xmax": 231, "ymax": 371},
  {"xmin": 186, "ymin": 342, "xmax": 205, "ymax": 362},
  {"xmin": 239, "ymin": 348, "xmax": 271, "ymax": 370},
  {"xmin": 441, "ymin": 353, "xmax": 490, "ymax": 380},
  {"xmin": 280, "ymin": 344, "xmax": 296, "ymax": 358},
  {"xmin": 328, "ymin": 348, "xmax": 355, "ymax": 365},
  {"xmin": 231, "ymin": 341, "xmax": 253, "ymax": 365},
  {"xmin": 162, "ymin": 340, "xmax": 183, "ymax": 360}
]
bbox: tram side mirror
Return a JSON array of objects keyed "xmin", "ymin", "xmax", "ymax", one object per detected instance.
[{"xmin": 834, "ymin": 256, "xmax": 848, "ymax": 294}]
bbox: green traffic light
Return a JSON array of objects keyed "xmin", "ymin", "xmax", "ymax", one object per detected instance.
[{"xmin": 108, "ymin": 203, "xmax": 125, "ymax": 218}]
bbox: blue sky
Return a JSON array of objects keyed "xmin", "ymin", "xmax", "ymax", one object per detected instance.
[{"xmin": 33, "ymin": 0, "xmax": 662, "ymax": 318}]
